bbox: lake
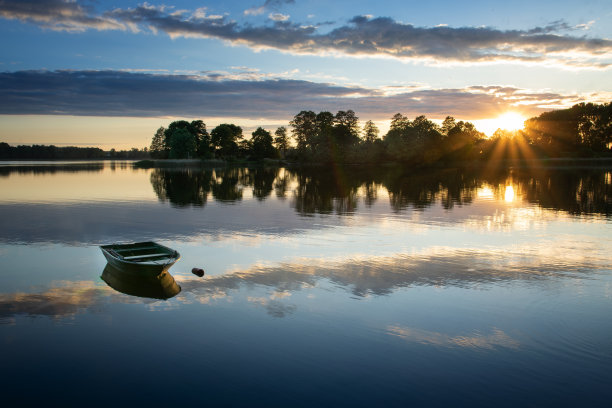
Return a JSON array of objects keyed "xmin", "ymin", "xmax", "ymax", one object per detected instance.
[{"xmin": 0, "ymin": 161, "xmax": 611, "ymax": 407}]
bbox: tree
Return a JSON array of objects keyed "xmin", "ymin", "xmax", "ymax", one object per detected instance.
[
  {"xmin": 441, "ymin": 116, "xmax": 457, "ymax": 136},
  {"xmin": 164, "ymin": 120, "xmax": 190, "ymax": 153},
  {"xmin": 334, "ymin": 110, "xmax": 360, "ymax": 138},
  {"xmin": 363, "ymin": 120, "xmax": 379, "ymax": 143},
  {"xmin": 390, "ymin": 113, "xmax": 410, "ymax": 132},
  {"xmin": 383, "ymin": 113, "xmax": 443, "ymax": 164},
  {"xmin": 150, "ymin": 126, "xmax": 166, "ymax": 159},
  {"xmin": 189, "ymin": 120, "xmax": 211, "ymax": 158},
  {"xmin": 315, "ymin": 111, "xmax": 335, "ymax": 151},
  {"xmin": 238, "ymin": 139, "xmax": 252, "ymax": 157},
  {"xmin": 316, "ymin": 111, "xmax": 335, "ymax": 135},
  {"xmin": 290, "ymin": 110, "xmax": 317, "ymax": 152},
  {"xmin": 522, "ymin": 102, "xmax": 612, "ymax": 155},
  {"xmin": 169, "ymin": 128, "xmax": 197, "ymax": 159},
  {"xmin": 211, "ymin": 124, "xmax": 243, "ymax": 158},
  {"xmin": 331, "ymin": 110, "xmax": 361, "ymax": 150},
  {"xmin": 251, "ymin": 127, "xmax": 277, "ymax": 160},
  {"xmin": 442, "ymin": 120, "xmax": 485, "ymax": 161},
  {"xmin": 0, "ymin": 142, "xmax": 10, "ymax": 159},
  {"xmin": 274, "ymin": 126, "xmax": 289, "ymax": 157}
]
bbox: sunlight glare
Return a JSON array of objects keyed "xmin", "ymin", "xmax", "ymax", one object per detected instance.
[
  {"xmin": 496, "ymin": 112, "xmax": 526, "ymax": 132},
  {"xmin": 477, "ymin": 186, "xmax": 495, "ymax": 200},
  {"xmin": 504, "ymin": 185, "xmax": 515, "ymax": 203}
]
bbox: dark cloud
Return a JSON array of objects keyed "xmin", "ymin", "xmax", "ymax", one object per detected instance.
[
  {"xmin": 0, "ymin": 0, "xmax": 123, "ymax": 31},
  {"xmin": 0, "ymin": 70, "xmax": 574, "ymax": 119},
  {"xmin": 0, "ymin": 1, "xmax": 609, "ymax": 66},
  {"xmin": 0, "ymin": 69, "xmax": 370, "ymax": 118}
]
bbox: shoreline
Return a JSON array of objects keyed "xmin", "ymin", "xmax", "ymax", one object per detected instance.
[{"xmin": 132, "ymin": 157, "xmax": 612, "ymax": 170}]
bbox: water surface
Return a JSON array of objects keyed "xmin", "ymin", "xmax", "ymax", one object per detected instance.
[{"xmin": 1, "ymin": 162, "xmax": 611, "ymax": 407}]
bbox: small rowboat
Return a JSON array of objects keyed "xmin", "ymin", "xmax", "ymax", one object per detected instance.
[{"xmin": 100, "ymin": 241, "xmax": 180, "ymax": 276}]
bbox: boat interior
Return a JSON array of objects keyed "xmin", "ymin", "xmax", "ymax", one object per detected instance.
[{"xmin": 103, "ymin": 242, "xmax": 175, "ymax": 262}]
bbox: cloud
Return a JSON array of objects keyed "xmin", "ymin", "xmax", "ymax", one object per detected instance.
[
  {"xmin": 0, "ymin": 1, "xmax": 610, "ymax": 67},
  {"xmin": 245, "ymin": 0, "xmax": 295, "ymax": 16},
  {"xmin": 0, "ymin": 70, "xmax": 598, "ymax": 120},
  {"xmin": 0, "ymin": 0, "xmax": 124, "ymax": 32},
  {"xmin": 269, "ymin": 13, "xmax": 289, "ymax": 22}
]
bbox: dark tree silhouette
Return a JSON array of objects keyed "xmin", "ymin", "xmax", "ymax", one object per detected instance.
[
  {"xmin": 211, "ymin": 124, "xmax": 243, "ymax": 158},
  {"xmin": 290, "ymin": 110, "xmax": 317, "ymax": 152},
  {"xmin": 363, "ymin": 120, "xmax": 379, "ymax": 143},
  {"xmin": 250, "ymin": 127, "xmax": 278, "ymax": 160},
  {"xmin": 524, "ymin": 102, "xmax": 612, "ymax": 156},
  {"xmin": 169, "ymin": 128, "xmax": 197, "ymax": 159},
  {"xmin": 274, "ymin": 126, "xmax": 289, "ymax": 158},
  {"xmin": 150, "ymin": 127, "xmax": 166, "ymax": 159}
]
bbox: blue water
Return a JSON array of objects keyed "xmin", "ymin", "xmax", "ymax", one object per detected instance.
[{"xmin": 0, "ymin": 163, "xmax": 611, "ymax": 407}]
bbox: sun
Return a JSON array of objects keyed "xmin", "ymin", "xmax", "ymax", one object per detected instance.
[
  {"xmin": 473, "ymin": 112, "xmax": 528, "ymax": 136},
  {"xmin": 495, "ymin": 112, "xmax": 526, "ymax": 132}
]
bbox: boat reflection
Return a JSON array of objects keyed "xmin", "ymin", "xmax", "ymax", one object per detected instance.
[{"xmin": 101, "ymin": 263, "xmax": 181, "ymax": 300}]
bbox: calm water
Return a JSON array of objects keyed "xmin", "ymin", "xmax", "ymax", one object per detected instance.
[{"xmin": 0, "ymin": 162, "xmax": 611, "ymax": 407}]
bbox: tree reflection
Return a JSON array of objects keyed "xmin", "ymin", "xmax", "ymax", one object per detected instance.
[
  {"xmin": 516, "ymin": 168, "xmax": 611, "ymax": 216},
  {"xmin": 290, "ymin": 167, "xmax": 370, "ymax": 215},
  {"xmin": 274, "ymin": 170, "xmax": 290, "ymax": 200},
  {"xmin": 151, "ymin": 169, "xmax": 213, "ymax": 207},
  {"xmin": 148, "ymin": 166, "xmax": 612, "ymax": 217},
  {"xmin": 252, "ymin": 167, "xmax": 278, "ymax": 200},
  {"xmin": 211, "ymin": 168, "xmax": 244, "ymax": 203},
  {"xmin": 0, "ymin": 163, "xmax": 104, "ymax": 177},
  {"xmin": 383, "ymin": 168, "xmax": 480, "ymax": 211}
]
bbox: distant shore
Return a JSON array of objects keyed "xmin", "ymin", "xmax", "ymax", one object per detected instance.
[
  {"xmin": 133, "ymin": 158, "xmax": 287, "ymax": 168},
  {"xmin": 132, "ymin": 157, "xmax": 612, "ymax": 170}
]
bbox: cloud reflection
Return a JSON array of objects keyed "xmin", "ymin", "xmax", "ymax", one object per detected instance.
[
  {"xmin": 387, "ymin": 325, "xmax": 520, "ymax": 350},
  {"xmin": 0, "ymin": 280, "xmax": 111, "ymax": 322},
  {"xmin": 178, "ymin": 241, "xmax": 606, "ymax": 302},
  {"xmin": 1, "ymin": 238, "xmax": 608, "ymax": 323},
  {"xmin": 248, "ymin": 296, "xmax": 297, "ymax": 318},
  {"xmin": 0, "ymin": 277, "xmax": 177, "ymax": 323}
]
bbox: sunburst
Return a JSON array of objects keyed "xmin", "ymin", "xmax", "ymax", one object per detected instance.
[{"xmin": 495, "ymin": 112, "xmax": 526, "ymax": 132}]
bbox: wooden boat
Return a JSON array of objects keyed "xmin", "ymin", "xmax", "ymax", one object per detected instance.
[{"xmin": 100, "ymin": 241, "xmax": 180, "ymax": 276}]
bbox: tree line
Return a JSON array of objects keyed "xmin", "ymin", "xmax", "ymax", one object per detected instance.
[
  {"xmin": 0, "ymin": 142, "xmax": 149, "ymax": 160},
  {"xmin": 1, "ymin": 102, "xmax": 608, "ymax": 162},
  {"xmin": 151, "ymin": 102, "xmax": 611, "ymax": 165}
]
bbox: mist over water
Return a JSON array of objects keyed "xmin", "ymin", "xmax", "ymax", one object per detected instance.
[{"xmin": 0, "ymin": 162, "xmax": 611, "ymax": 407}]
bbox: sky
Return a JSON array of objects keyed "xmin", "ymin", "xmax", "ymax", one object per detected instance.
[{"xmin": 1, "ymin": 0, "xmax": 611, "ymax": 149}]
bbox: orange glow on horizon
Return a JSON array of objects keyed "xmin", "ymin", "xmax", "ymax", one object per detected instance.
[{"xmin": 474, "ymin": 112, "xmax": 527, "ymax": 136}]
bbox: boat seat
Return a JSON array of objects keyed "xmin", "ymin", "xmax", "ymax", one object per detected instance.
[
  {"xmin": 123, "ymin": 253, "xmax": 169, "ymax": 260},
  {"xmin": 114, "ymin": 246, "xmax": 158, "ymax": 254}
]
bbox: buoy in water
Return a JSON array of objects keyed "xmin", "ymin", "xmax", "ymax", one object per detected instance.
[{"xmin": 192, "ymin": 268, "xmax": 205, "ymax": 277}]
